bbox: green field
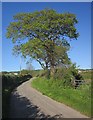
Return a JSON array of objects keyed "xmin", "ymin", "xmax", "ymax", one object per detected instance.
[
  {"xmin": 32, "ymin": 77, "xmax": 91, "ymax": 117},
  {"xmin": 80, "ymin": 70, "xmax": 91, "ymax": 80}
]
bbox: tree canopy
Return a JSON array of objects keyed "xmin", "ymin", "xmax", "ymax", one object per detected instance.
[{"xmin": 6, "ymin": 9, "xmax": 79, "ymax": 77}]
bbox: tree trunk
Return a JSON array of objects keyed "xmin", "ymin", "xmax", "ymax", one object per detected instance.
[
  {"xmin": 44, "ymin": 69, "xmax": 50, "ymax": 79},
  {"xmin": 50, "ymin": 66, "xmax": 55, "ymax": 79}
]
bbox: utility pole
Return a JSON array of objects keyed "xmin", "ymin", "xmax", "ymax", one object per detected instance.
[{"xmin": 20, "ymin": 55, "xmax": 22, "ymax": 75}]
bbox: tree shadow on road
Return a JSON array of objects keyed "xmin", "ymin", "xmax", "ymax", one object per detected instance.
[{"xmin": 9, "ymin": 90, "xmax": 63, "ymax": 119}]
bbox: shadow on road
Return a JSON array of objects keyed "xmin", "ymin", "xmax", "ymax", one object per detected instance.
[
  {"xmin": 9, "ymin": 90, "xmax": 63, "ymax": 119},
  {"xmin": 2, "ymin": 74, "xmax": 33, "ymax": 118}
]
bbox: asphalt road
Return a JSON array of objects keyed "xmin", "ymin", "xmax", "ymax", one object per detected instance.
[{"xmin": 9, "ymin": 77, "xmax": 88, "ymax": 118}]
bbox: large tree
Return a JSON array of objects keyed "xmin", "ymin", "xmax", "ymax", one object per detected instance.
[{"xmin": 6, "ymin": 9, "xmax": 79, "ymax": 77}]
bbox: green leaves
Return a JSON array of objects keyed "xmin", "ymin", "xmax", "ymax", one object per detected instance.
[{"xmin": 6, "ymin": 9, "xmax": 79, "ymax": 72}]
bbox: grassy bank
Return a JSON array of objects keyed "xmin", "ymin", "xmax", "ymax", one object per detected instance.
[
  {"xmin": 2, "ymin": 73, "xmax": 32, "ymax": 118},
  {"xmin": 31, "ymin": 77, "xmax": 91, "ymax": 117}
]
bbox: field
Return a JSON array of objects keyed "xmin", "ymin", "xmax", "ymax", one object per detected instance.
[{"xmin": 80, "ymin": 70, "xmax": 91, "ymax": 80}]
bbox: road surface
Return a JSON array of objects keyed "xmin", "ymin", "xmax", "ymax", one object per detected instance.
[{"xmin": 9, "ymin": 77, "xmax": 89, "ymax": 118}]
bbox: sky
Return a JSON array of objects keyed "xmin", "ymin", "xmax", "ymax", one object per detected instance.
[{"xmin": 2, "ymin": 2, "xmax": 91, "ymax": 72}]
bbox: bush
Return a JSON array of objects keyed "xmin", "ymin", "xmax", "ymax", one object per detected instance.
[
  {"xmin": 72, "ymin": 70, "xmax": 83, "ymax": 80},
  {"xmin": 53, "ymin": 67, "xmax": 74, "ymax": 87},
  {"xmin": 21, "ymin": 69, "xmax": 32, "ymax": 75},
  {"xmin": 52, "ymin": 64, "xmax": 84, "ymax": 87}
]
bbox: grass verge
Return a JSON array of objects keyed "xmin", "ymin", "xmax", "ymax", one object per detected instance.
[
  {"xmin": 31, "ymin": 77, "xmax": 91, "ymax": 117},
  {"xmin": 2, "ymin": 74, "xmax": 32, "ymax": 118}
]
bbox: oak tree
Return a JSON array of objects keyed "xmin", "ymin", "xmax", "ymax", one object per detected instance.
[{"xmin": 6, "ymin": 9, "xmax": 79, "ymax": 78}]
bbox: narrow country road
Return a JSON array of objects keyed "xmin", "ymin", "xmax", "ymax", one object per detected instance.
[{"xmin": 9, "ymin": 77, "xmax": 88, "ymax": 118}]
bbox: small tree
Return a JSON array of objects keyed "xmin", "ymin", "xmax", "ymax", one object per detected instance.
[
  {"xmin": 26, "ymin": 61, "xmax": 34, "ymax": 71},
  {"xmin": 6, "ymin": 9, "xmax": 79, "ymax": 78}
]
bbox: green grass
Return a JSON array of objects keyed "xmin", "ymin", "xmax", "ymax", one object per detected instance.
[
  {"xmin": 31, "ymin": 77, "xmax": 91, "ymax": 117},
  {"xmin": 81, "ymin": 71, "xmax": 91, "ymax": 80}
]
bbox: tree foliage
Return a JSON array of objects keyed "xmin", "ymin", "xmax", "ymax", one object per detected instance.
[{"xmin": 6, "ymin": 9, "xmax": 79, "ymax": 77}]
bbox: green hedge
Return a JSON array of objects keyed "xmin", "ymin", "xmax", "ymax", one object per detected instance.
[{"xmin": 2, "ymin": 73, "xmax": 32, "ymax": 118}]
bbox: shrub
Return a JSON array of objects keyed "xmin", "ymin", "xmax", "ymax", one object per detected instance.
[
  {"xmin": 53, "ymin": 67, "xmax": 74, "ymax": 86},
  {"xmin": 21, "ymin": 69, "xmax": 32, "ymax": 75},
  {"xmin": 52, "ymin": 63, "xmax": 84, "ymax": 87}
]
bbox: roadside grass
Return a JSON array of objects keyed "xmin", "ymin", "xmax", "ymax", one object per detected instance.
[{"xmin": 31, "ymin": 77, "xmax": 91, "ymax": 117}]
